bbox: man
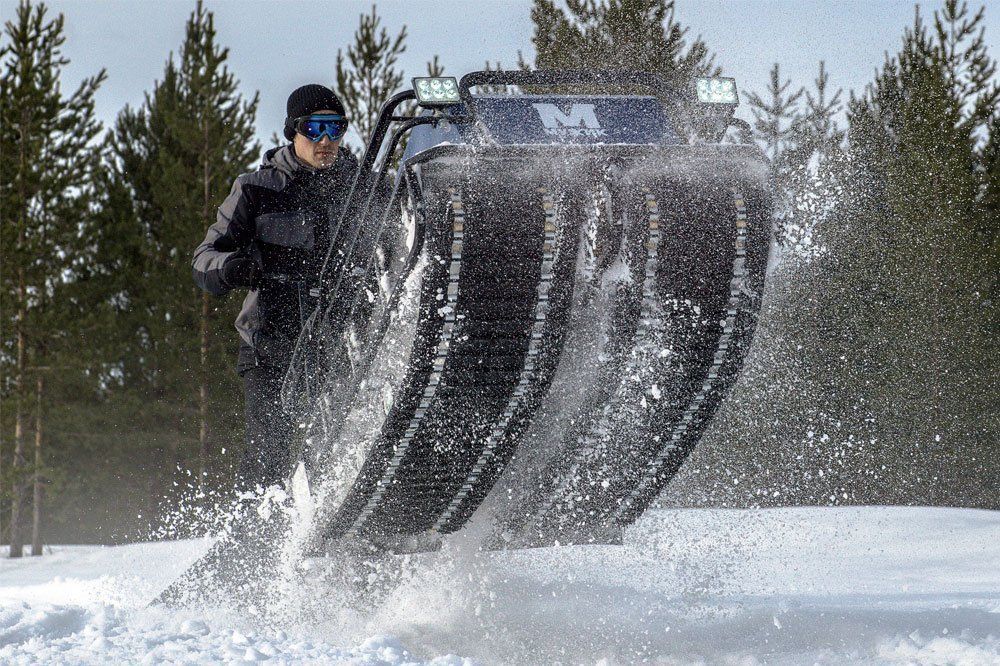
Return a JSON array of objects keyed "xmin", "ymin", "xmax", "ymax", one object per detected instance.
[{"xmin": 192, "ymin": 84, "xmax": 356, "ymax": 493}]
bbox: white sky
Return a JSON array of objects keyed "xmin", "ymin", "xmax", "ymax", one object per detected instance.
[{"xmin": 17, "ymin": 0, "xmax": 1000, "ymax": 149}]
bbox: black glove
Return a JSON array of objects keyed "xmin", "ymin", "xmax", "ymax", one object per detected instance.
[{"xmin": 221, "ymin": 252, "xmax": 260, "ymax": 289}]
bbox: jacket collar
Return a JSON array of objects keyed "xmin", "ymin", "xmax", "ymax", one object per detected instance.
[
  {"xmin": 262, "ymin": 144, "xmax": 311, "ymax": 177},
  {"xmin": 262, "ymin": 144, "xmax": 357, "ymax": 178}
]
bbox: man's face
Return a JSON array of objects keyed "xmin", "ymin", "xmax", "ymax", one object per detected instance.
[{"xmin": 293, "ymin": 109, "xmax": 342, "ymax": 169}]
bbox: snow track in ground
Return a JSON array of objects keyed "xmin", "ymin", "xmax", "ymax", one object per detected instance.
[{"xmin": 1, "ymin": 506, "xmax": 998, "ymax": 664}]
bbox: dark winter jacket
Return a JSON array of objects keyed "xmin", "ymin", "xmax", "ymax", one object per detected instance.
[{"xmin": 192, "ymin": 144, "xmax": 358, "ymax": 372}]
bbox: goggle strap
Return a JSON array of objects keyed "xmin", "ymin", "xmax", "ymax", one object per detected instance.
[{"xmin": 294, "ymin": 114, "xmax": 347, "ymax": 124}]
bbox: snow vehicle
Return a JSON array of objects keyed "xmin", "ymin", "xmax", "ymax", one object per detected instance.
[
  {"xmin": 157, "ymin": 69, "xmax": 771, "ymax": 605},
  {"xmin": 286, "ymin": 69, "xmax": 773, "ymax": 551}
]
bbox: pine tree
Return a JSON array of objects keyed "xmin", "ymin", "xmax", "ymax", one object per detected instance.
[
  {"xmin": 798, "ymin": 63, "xmax": 846, "ymax": 154},
  {"xmin": 744, "ymin": 64, "xmax": 803, "ymax": 164},
  {"xmin": 744, "ymin": 62, "xmax": 848, "ymax": 253},
  {"xmin": 782, "ymin": 62, "xmax": 847, "ymax": 256},
  {"xmin": 335, "ymin": 5, "xmax": 407, "ymax": 153},
  {"xmin": 668, "ymin": 4, "xmax": 999, "ymax": 510},
  {"xmin": 981, "ymin": 114, "xmax": 999, "ymax": 300},
  {"xmin": 525, "ymin": 0, "xmax": 717, "ymax": 90},
  {"xmin": 744, "ymin": 64, "xmax": 807, "ymax": 250},
  {"xmin": 426, "ymin": 55, "xmax": 444, "ymax": 78},
  {"xmin": 731, "ymin": 1, "xmax": 1000, "ymax": 508},
  {"xmin": 333, "ymin": 6, "xmax": 444, "ymax": 162},
  {"xmin": 0, "ymin": 0, "xmax": 105, "ymax": 556},
  {"xmin": 104, "ymin": 1, "xmax": 259, "ymax": 486},
  {"xmin": 835, "ymin": 0, "xmax": 999, "ymax": 504}
]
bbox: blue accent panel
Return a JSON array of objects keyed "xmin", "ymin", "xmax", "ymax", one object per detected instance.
[{"xmin": 473, "ymin": 96, "xmax": 679, "ymax": 145}]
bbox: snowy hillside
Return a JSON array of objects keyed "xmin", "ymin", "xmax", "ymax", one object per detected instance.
[{"xmin": 1, "ymin": 506, "xmax": 998, "ymax": 664}]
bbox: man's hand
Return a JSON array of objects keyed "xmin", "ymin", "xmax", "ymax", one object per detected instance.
[{"xmin": 221, "ymin": 251, "xmax": 260, "ymax": 289}]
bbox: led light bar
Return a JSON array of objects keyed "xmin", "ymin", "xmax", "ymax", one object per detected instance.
[
  {"xmin": 412, "ymin": 76, "xmax": 461, "ymax": 107},
  {"xmin": 695, "ymin": 77, "xmax": 738, "ymax": 104}
]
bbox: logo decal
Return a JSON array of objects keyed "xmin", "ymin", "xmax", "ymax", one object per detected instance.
[{"xmin": 532, "ymin": 103, "xmax": 607, "ymax": 140}]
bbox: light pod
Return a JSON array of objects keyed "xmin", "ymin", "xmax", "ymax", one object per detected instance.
[
  {"xmin": 695, "ymin": 77, "xmax": 738, "ymax": 104},
  {"xmin": 412, "ymin": 77, "xmax": 462, "ymax": 107}
]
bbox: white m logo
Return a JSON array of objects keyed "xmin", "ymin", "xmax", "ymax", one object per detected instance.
[{"xmin": 532, "ymin": 103, "xmax": 606, "ymax": 139}]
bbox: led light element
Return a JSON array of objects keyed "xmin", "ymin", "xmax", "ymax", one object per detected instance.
[
  {"xmin": 412, "ymin": 77, "xmax": 462, "ymax": 107},
  {"xmin": 695, "ymin": 77, "xmax": 738, "ymax": 104}
]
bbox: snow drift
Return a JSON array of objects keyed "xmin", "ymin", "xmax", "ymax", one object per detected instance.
[{"xmin": 1, "ymin": 506, "xmax": 998, "ymax": 664}]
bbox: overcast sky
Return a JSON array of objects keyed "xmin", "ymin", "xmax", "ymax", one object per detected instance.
[{"xmin": 21, "ymin": 0, "xmax": 1000, "ymax": 149}]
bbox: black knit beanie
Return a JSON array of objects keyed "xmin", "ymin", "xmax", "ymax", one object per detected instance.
[{"xmin": 284, "ymin": 84, "xmax": 346, "ymax": 140}]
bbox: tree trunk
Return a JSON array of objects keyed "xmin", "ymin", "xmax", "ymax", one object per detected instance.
[
  {"xmin": 11, "ymin": 107, "xmax": 30, "ymax": 558},
  {"xmin": 198, "ymin": 125, "xmax": 211, "ymax": 487},
  {"xmin": 1, "ymin": 407, "xmax": 3, "ymax": 546},
  {"xmin": 1, "ymin": 365, "xmax": 3, "ymax": 546},
  {"xmin": 31, "ymin": 374, "xmax": 44, "ymax": 556},
  {"xmin": 10, "ymin": 267, "xmax": 27, "ymax": 559},
  {"xmin": 199, "ymin": 291, "xmax": 209, "ymax": 486}
]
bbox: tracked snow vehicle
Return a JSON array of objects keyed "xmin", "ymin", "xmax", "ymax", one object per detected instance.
[
  {"xmin": 156, "ymin": 70, "xmax": 771, "ymax": 606},
  {"xmin": 286, "ymin": 70, "xmax": 773, "ymax": 552}
]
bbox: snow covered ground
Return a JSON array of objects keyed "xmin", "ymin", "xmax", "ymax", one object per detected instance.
[{"xmin": 1, "ymin": 506, "xmax": 998, "ymax": 664}]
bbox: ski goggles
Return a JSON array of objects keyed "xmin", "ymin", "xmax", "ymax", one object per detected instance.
[{"xmin": 291, "ymin": 114, "xmax": 349, "ymax": 142}]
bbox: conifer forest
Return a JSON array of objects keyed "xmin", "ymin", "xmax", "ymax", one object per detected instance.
[{"xmin": 1, "ymin": 0, "xmax": 997, "ymax": 554}]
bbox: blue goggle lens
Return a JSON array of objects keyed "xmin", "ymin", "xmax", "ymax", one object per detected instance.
[{"xmin": 295, "ymin": 114, "xmax": 348, "ymax": 142}]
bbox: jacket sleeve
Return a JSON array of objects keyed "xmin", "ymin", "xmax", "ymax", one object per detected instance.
[{"xmin": 192, "ymin": 175, "xmax": 256, "ymax": 296}]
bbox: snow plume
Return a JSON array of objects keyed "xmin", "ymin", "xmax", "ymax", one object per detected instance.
[
  {"xmin": 148, "ymin": 473, "xmax": 258, "ymax": 543},
  {"xmin": 771, "ymin": 149, "xmax": 845, "ymax": 263}
]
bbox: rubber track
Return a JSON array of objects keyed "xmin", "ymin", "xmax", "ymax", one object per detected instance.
[
  {"xmin": 313, "ymin": 161, "xmax": 770, "ymax": 549},
  {"xmin": 323, "ymin": 180, "xmax": 578, "ymax": 541},
  {"xmin": 497, "ymin": 175, "xmax": 771, "ymax": 547}
]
